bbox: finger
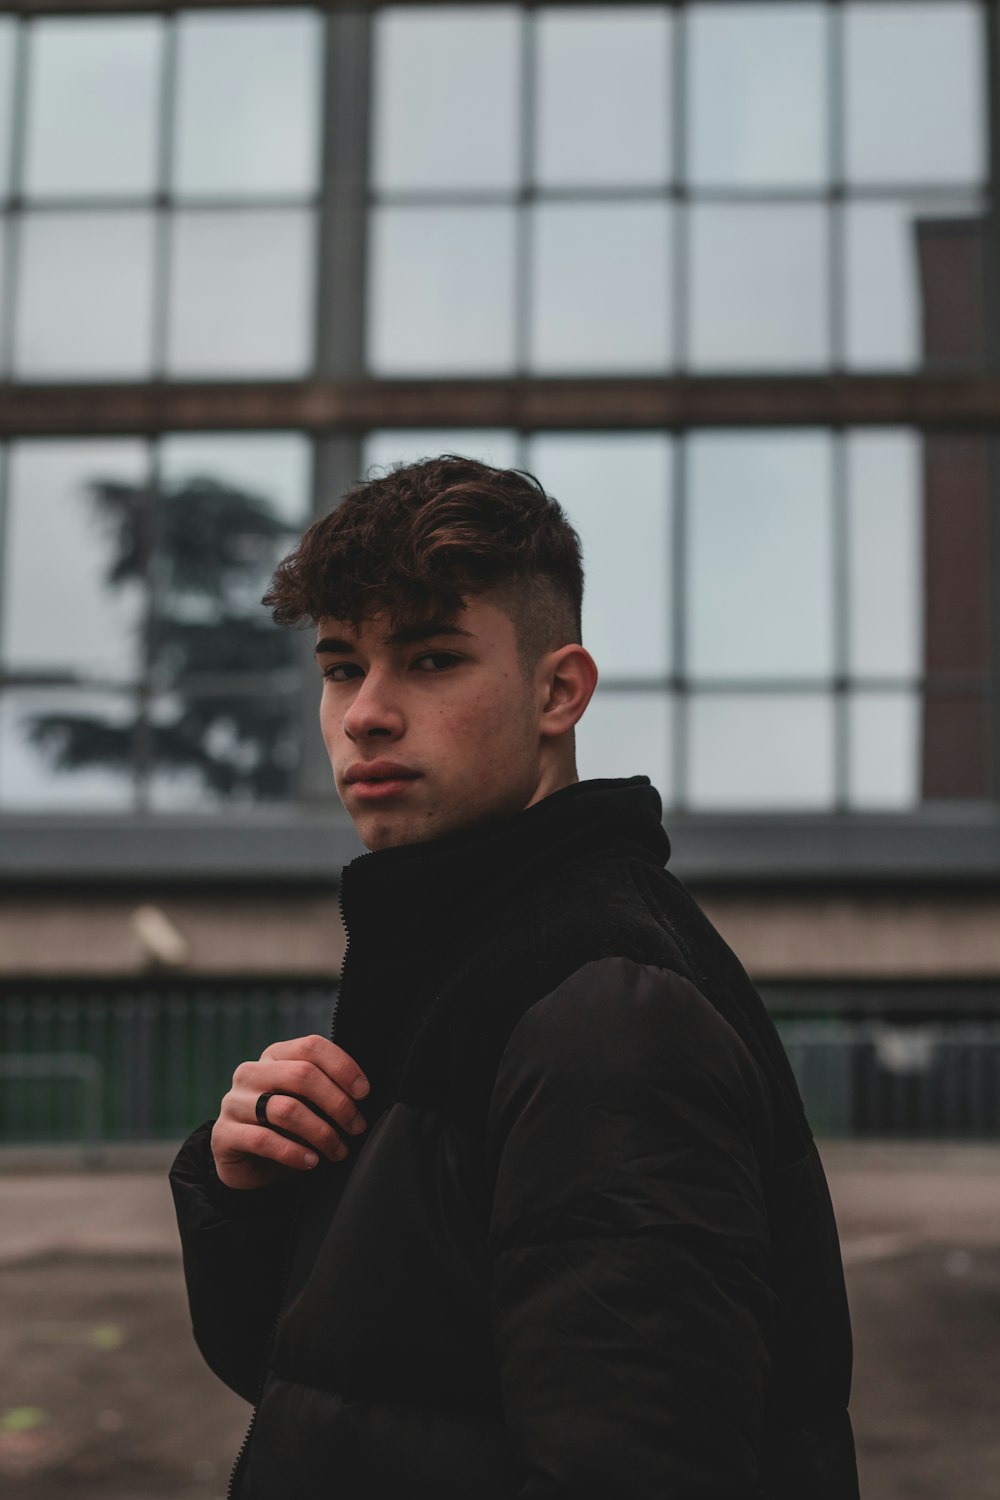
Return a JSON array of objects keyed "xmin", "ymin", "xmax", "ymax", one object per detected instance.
[
  {"xmin": 235, "ymin": 1058, "xmax": 368, "ymax": 1136},
  {"xmin": 217, "ymin": 1121, "xmax": 324, "ymax": 1174},
  {"xmin": 256, "ymin": 1093, "xmax": 349, "ymax": 1162},
  {"xmin": 259, "ymin": 1036, "xmax": 370, "ymax": 1099},
  {"xmin": 266, "ymin": 1089, "xmax": 366, "ymax": 1137}
]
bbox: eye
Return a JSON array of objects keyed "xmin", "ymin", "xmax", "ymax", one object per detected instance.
[
  {"xmin": 414, "ymin": 651, "xmax": 462, "ymax": 672},
  {"xmin": 322, "ymin": 662, "xmax": 363, "ymax": 682}
]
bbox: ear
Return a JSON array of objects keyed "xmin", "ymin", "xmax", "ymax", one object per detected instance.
[{"xmin": 537, "ymin": 644, "xmax": 599, "ymax": 740}]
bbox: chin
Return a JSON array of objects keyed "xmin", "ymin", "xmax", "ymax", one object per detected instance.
[
  {"xmin": 360, "ymin": 826, "xmax": 413, "ymax": 852},
  {"xmin": 355, "ymin": 813, "xmax": 438, "ymax": 852},
  {"xmin": 354, "ymin": 805, "xmax": 475, "ymax": 853}
]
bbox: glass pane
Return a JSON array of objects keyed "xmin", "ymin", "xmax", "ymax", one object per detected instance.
[
  {"xmin": 849, "ymin": 691, "xmax": 920, "ymax": 809},
  {"xmin": 173, "ymin": 11, "xmax": 322, "ymax": 198},
  {"xmin": 845, "ymin": 3, "xmax": 986, "ymax": 186},
  {"xmin": 0, "ymin": 688, "xmax": 137, "ymax": 810},
  {"xmin": 159, "ymin": 433, "xmax": 310, "ymax": 529},
  {"xmin": 687, "ymin": 693, "xmax": 835, "ymax": 810},
  {"xmin": 688, "ymin": 205, "xmax": 829, "ymax": 370},
  {"xmin": 14, "ymin": 211, "xmax": 155, "ymax": 379},
  {"xmin": 576, "ymin": 690, "xmax": 672, "ymax": 801},
  {"xmin": 845, "ymin": 199, "xmax": 983, "ymax": 369},
  {"xmin": 154, "ymin": 434, "xmax": 311, "ymax": 681},
  {"xmin": 148, "ymin": 689, "xmax": 300, "ymax": 808},
  {"xmin": 0, "ymin": 222, "xmax": 7, "ymax": 373},
  {"xmin": 535, "ymin": 8, "xmax": 671, "ymax": 188},
  {"xmin": 363, "ymin": 430, "xmax": 519, "ymax": 474},
  {"xmin": 373, "ymin": 6, "xmax": 520, "ymax": 192},
  {"xmin": 687, "ymin": 431, "xmax": 834, "ymax": 679},
  {"xmin": 24, "ymin": 18, "xmax": 162, "ymax": 198},
  {"xmin": 530, "ymin": 203, "xmax": 672, "ymax": 373},
  {"xmin": 167, "ymin": 209, "xmax": 315, "ymax": 377},
  {"xmin": 526, "ymin": 433, "xmax": 672, "ymax": 677},
  {"xmin": 0, "ymin": 18, "xmax": 16, "ymax": 201},
  {"xmin": 847, "ymin": 431, "xmax": 922, "ymax": 678},
  {"xmin": 687, "ymin": 3, "xmax": 828, "ymax": 188},
  {"xmin": 2, "ymin": 440, "xmax": 148, "ymax": 682},
  {"xmin": 368, "ymin": 207, "xmax": 516, "ymax": 375}
]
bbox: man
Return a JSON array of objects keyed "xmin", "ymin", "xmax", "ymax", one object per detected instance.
[{"xmin": 170, "ymin": 456, "xmax": 859, "ymax": 1498}]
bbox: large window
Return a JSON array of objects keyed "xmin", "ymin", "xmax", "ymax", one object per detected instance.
[
  {"xmin": 0, "ymin": 1, "xmax": 997, "ymax": 837},
  {"xmin": 0, "ymin": 11, "xmax": 322, "ymax": 380},
  {"xmin": 367, "ymin": 2, "xmax": 988, "ymax": 375},
  {"xmin": 364, "ymin": 424, "xmax": 994, "ymax": 812},
  {"xmin": 1, "ymin": 2, "xmax": 989, "ymax": 381},
  {"xmin": 4, "ymin": 419, "xmax": 990, "ymax": 814}
]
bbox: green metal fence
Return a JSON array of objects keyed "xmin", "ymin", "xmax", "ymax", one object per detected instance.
[
  {"xmin": 1, "ymin": 987, "xmax": 999, "ymax": 1147},
  {"xmin": 0, "ymin": 984, "xmax": 334, "ymax": 1147},
  {"xmin": 775, "ymin": 1018, "xmax": 1000, "ymax": 1140}
]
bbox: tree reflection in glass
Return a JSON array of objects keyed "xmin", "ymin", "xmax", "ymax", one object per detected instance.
[
  {"xmin": 1, "ymin": 689, "xmax": 137, "ymax": 810},
  {"xmin": 22, "ymin": 451, "xmax": 305, "ymax": 807}
]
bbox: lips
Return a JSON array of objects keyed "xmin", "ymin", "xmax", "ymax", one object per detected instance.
[
  {"xmin": 344, "ymin": 761, "xmax": 420, "ymax": 785},
  {"xmin": 343, "ymin": 763, "xmax": 422, "ymax": 804}
]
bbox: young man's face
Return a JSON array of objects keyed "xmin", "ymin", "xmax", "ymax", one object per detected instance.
[{"xmin": 316, "ymin": 595, "xmax": 551, "ymax": 851}]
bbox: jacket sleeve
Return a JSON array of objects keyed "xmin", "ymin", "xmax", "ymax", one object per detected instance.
[
  {"xmin": 169, "ymin": 1119, "xmax": 302, "ymax": 1403},
  {"xmin": 485, "ymin": 957, "xmax": 778, "ymax": 1499}
]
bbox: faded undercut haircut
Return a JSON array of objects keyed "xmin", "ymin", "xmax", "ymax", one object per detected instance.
[{"xmin": 262, "ymin": 455, "xmax": 584, "ymax": 670}]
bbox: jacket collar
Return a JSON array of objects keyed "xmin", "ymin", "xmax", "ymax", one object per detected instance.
[{"xmin": 338, "ymin": 776, "xmax": 670, "ymax": 958}]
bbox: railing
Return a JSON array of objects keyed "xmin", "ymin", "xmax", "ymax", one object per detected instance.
[
  {"xmin": 0, "ymin": 984, "xmax": 334, "ymax": 1148},
  {"xmin": 776, "ymin": 1019, "xmax": 1000, "ymax": 1140},
  {"xmin": 1, "ymin": 988, "xmax": 999, "ymax": 1147},
  {"xmin": 0, "ymin": 1051, "xmax": 104, "ymax": 1163}
]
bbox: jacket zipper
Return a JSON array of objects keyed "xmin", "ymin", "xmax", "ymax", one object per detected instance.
[
  {"xmin": 225, "ymin": 1191, "xmax": 304, "ymax": 1499},
  {"xmin": 226, "ymin": 863, "xmax": 361, "ymax": 1499},
  {"xmin": 330, "ymin": 876, "xmax": 350, "ymax": 1043},
  {"xmin": 330, "ymin": 851, "xmax": 368, "ymax": 1041}
]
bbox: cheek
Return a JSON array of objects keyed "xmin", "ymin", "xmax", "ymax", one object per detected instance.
[
  {"xmin": 453, "ymin": 686, "xmax": 532, "ymax": 761},
  {"xmin": 319, "ymin": 697, "xmax": 342, "ymax": 757}
]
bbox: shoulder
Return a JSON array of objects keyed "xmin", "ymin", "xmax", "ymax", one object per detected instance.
[
  {"xmin": 488, "ymin": 959, "xmax": 773, "ymax": 1160},
  {"xmin": 500, "ymin": 958, "xmax": 762, "ymax": 1087}
]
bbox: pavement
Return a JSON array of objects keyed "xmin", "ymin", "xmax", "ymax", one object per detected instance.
[
  {"xmin": 3, "ymin": 1137, "xmax": 997, "ymax": 1266},
  {"xmin": 0, "ymin": 1157, "xmax": 179, "ymax": 1267},
  {"xmin": 0, "ymin": 1139, "xmax": 998, "ymax": 1499}
]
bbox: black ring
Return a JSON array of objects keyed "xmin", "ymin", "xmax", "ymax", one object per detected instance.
[{"xmin": 253, "ymin": 1089, "xmax": 338, "ymax": 1150}]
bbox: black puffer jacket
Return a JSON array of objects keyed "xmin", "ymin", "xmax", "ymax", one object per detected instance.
[{"xmin": 170, "ymin": 778, "xmax": 859, "ymax": 1499}]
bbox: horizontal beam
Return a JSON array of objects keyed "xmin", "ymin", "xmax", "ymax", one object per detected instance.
[
  {"xmin": 1, "ymin": 0, "xmax": 821, "ymax": 13},
  {"xmin": 0, "ymin": 0, "xmax": 366, "ymax": 11},
  {"xmin": 702, "ymin": 891, "xmax": 1000, "ymax": 981},
  {"xmin": 2, "ymin": 808, "xmax": 1000, "ymax": 885},
  {"xmin": 757, "ymin": 981, "xmax": 1000, "ymax": 1017},
  {"xmin": 3, "ymin": 374, "xmax": 1000, "ymax": 437},
  {"xmin": 0, "ymin": 889, "xmax": 346, "ymax": 978},
  {"xmin": 668, "ymin": 810, "xmax": 1000, "ymax": 885},
  {"xmin": 0, "ymin": 811, "xmax": 367, "ymax": 883}
]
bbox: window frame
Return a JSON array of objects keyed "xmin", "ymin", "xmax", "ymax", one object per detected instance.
[{"xmin": 0, "ymin": 0, "xmax": 997, "ymax": 883}]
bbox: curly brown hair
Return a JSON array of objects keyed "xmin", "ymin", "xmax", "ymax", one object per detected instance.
[{"xmin": 262, "ymin": 455, "xmax": 584, "ymax": 667}]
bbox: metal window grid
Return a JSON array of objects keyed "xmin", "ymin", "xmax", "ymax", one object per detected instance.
[{"xmin": 0, "ymin": 0, "xmax": 996, "ymax": 869}]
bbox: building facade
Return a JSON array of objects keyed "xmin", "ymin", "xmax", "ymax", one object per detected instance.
[{"xmin": 1, "ymin": 0, "xmax": 999, "ymax": 1145}]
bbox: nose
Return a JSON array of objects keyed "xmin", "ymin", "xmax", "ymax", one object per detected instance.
[{"xmin": 341, "ymin": 667, "xmax": 404, "ymax": 744}]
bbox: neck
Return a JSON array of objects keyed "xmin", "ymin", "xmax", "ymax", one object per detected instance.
[{"xmin": 524, "ymin": 748, "xmax": 579, "ymax": 810}]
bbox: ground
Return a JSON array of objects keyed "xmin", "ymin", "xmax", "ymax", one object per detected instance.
[{"xmin": 0, "ymin": 1141, "xmax": 997, "ymax": 1499}]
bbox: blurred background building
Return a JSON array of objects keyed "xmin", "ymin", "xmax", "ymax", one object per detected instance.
[{"xmin": 0, "ymin": 0, "xmax": 998, "ymax": 1150}]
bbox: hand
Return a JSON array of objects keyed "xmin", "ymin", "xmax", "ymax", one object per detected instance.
[{"xmin": 211, "ymin": 1035, "xmax": 370, "ymax": 1191}]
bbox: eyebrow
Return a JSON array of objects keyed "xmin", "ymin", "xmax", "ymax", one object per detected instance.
[{"xmin": 314, "ymin": 623, "xmax": 473, "ymax": 656}]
